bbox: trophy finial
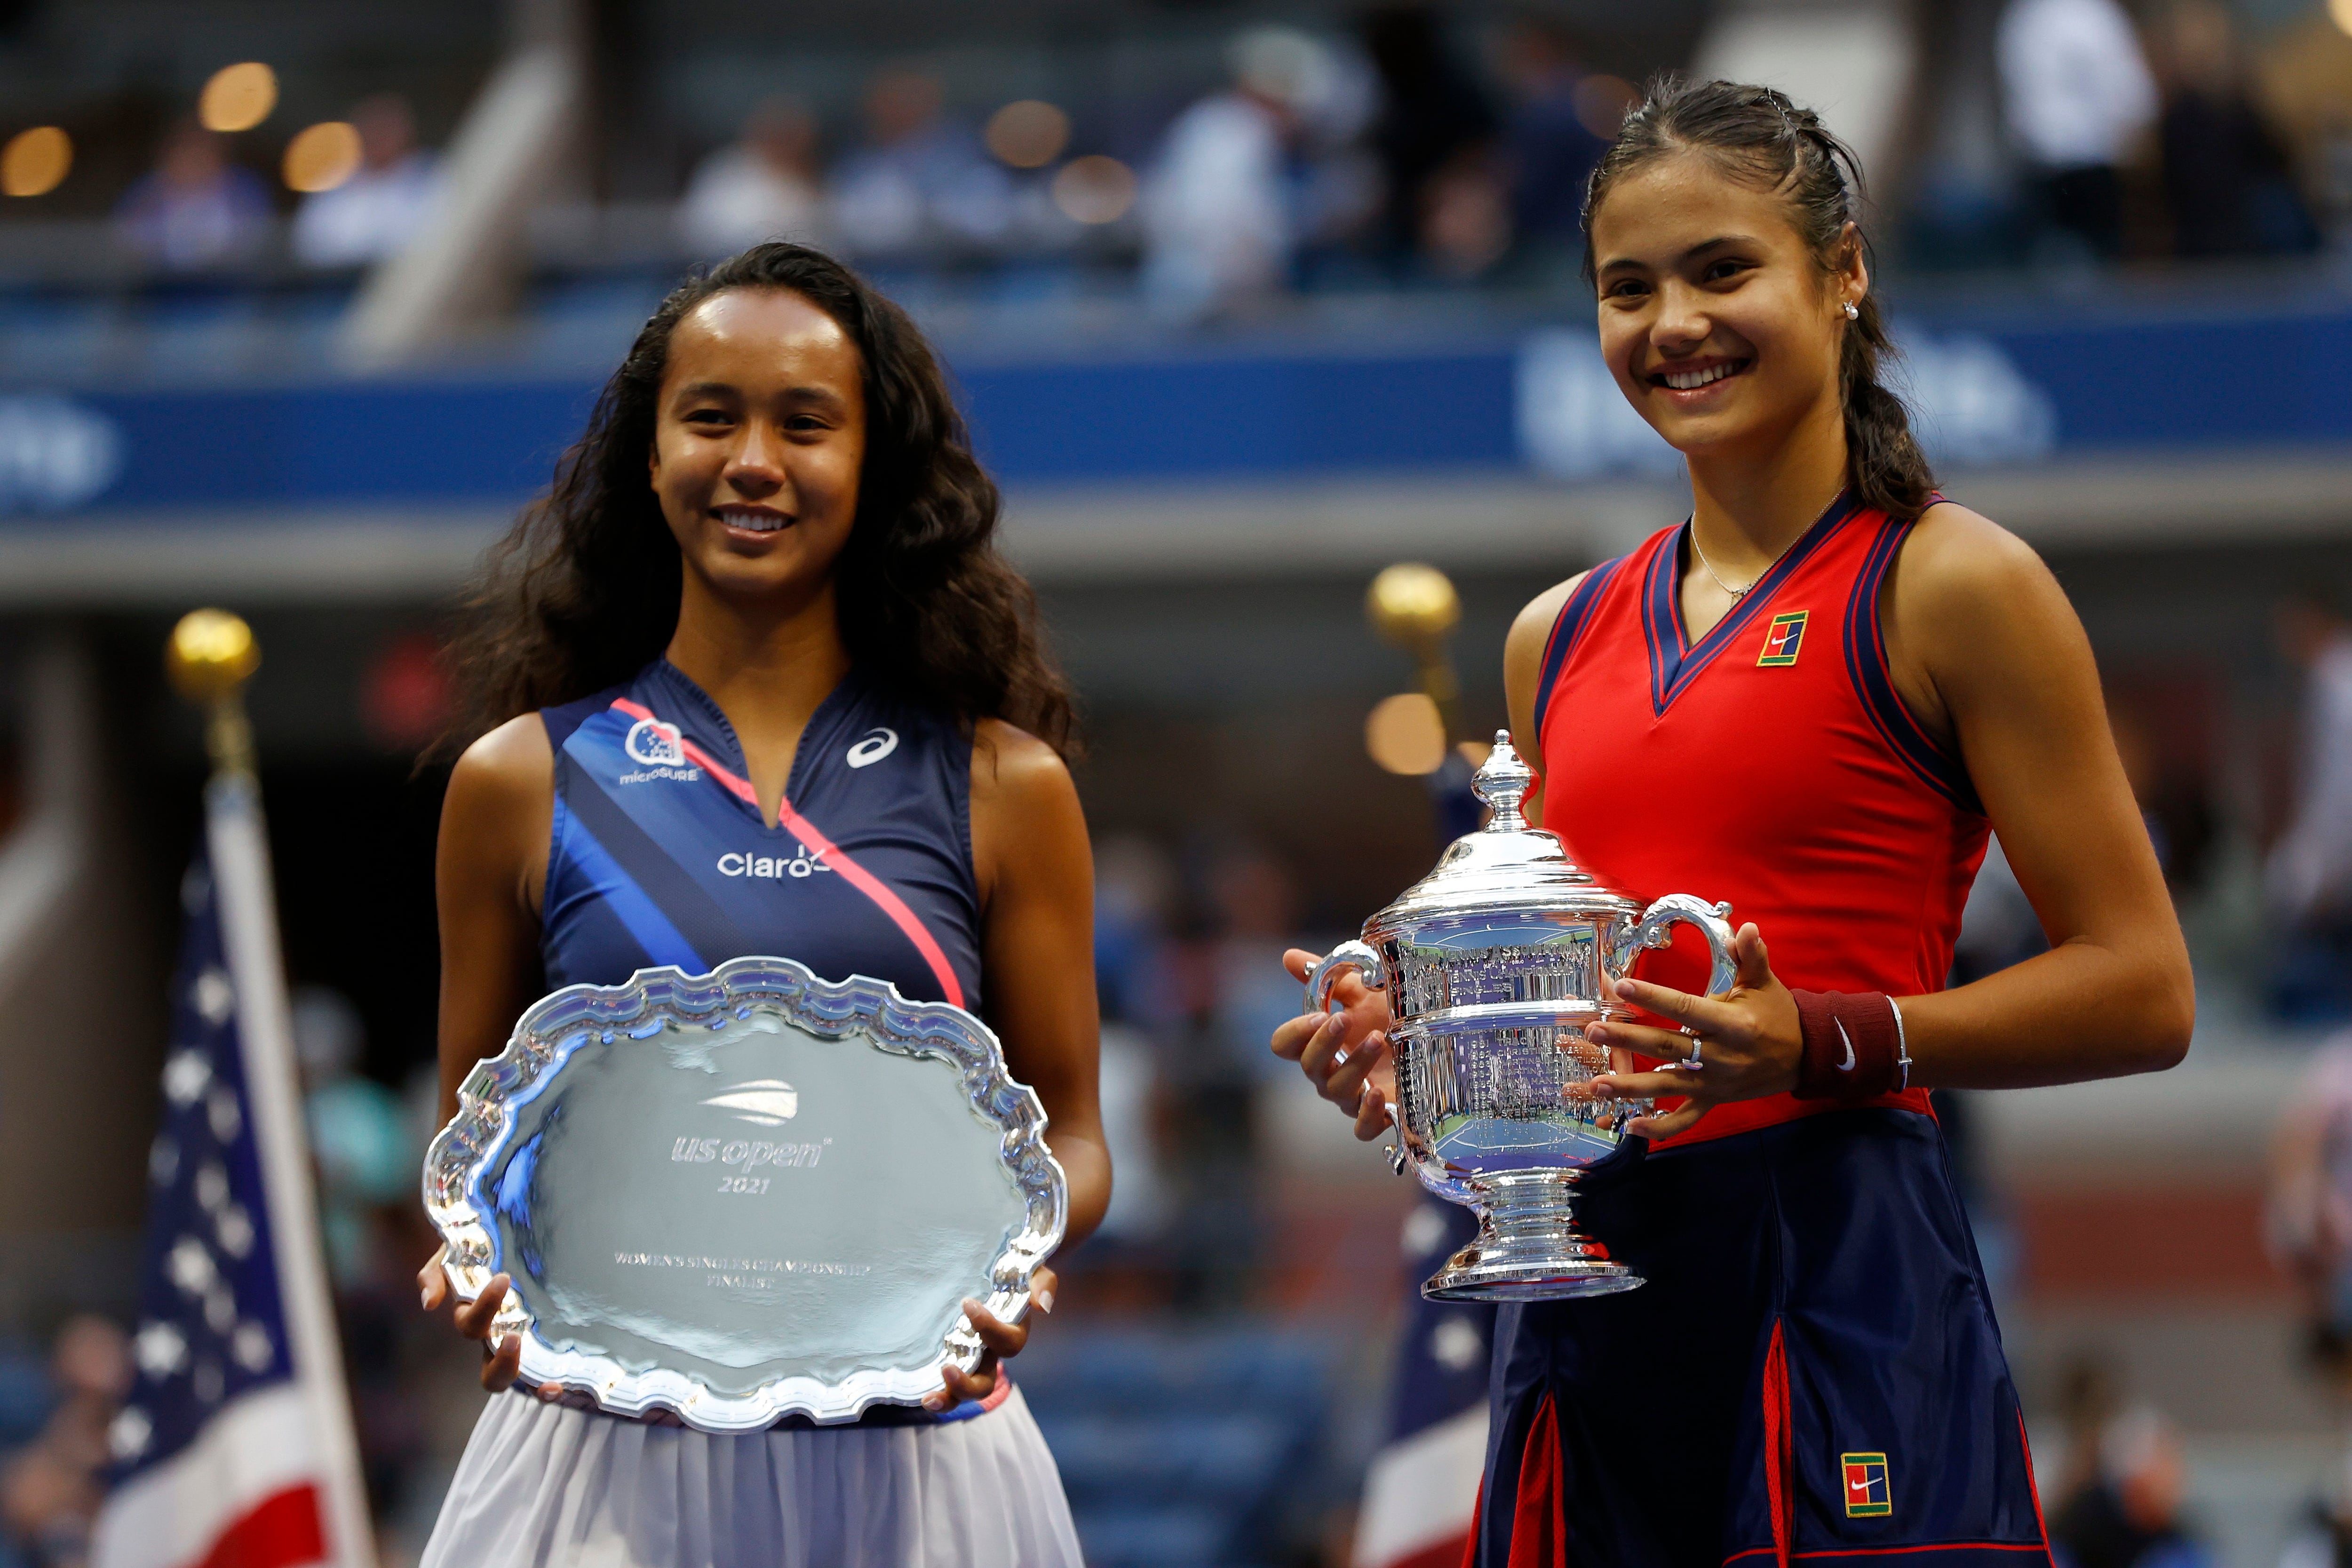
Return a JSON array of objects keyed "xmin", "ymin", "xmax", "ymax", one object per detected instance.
[
  {"xmin": 167, "ymin": 609, "xmax": 260, "ymax": 778},
  {"xmin": 1366, "ymin": 563, "xmax": 1461, "ymax": 650},
  {"xmin": 167, "ymin": 608, "xmax": 259, "ymax": 703},
  {"xmin": 1471, "ymin": 729, "xmax": 1533, "ymax": 828}
]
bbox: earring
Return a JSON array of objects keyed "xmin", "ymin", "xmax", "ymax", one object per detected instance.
[{"xmin": 1842, "ymin": 301, "xmax": 1859, "ymax": 320}]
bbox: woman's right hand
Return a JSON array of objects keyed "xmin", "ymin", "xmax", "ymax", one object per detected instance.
[
  {"xmin": 1271, "ymin": 948, "xmax": 1396, "ymax": 1142},
  {"xmin": 419, "ymin": 1248, "xmax": 557, "ymax": 1400}
]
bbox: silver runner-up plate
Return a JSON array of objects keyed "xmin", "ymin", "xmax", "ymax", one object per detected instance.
[{"xmin": 422, "ymin": 955, "xmax": 1067, "ymax": 1432}]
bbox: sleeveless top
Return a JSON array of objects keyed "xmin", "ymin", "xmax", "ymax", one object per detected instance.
[
  {"xmin": 539, "ymin": 658, "xmax": 981, "ymax": 1010},
  {"xmin": 535, "ymin": 657, "xmax": 1001, "ymax": 1427},
  {"xmin": 1533, "ymin": 491, "xmax": 1989, "ymax": 1148}
]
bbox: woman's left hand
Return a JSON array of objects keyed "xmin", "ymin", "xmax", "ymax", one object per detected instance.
[
  {"xmin": 924, "ymin": 1265, "xmax": 1056, "ymax": 1413},
  {"xmin": 1575, "ymin": 923, "xmax": 1804, "ymax": 1140}
]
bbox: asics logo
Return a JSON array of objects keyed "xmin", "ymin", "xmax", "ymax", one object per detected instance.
[
  {"xmin": 624, "ymin": 717, "xmax": 686, "ymax": 767},
  {"xmin": 845, "ymin": 728, "xmax": 898, "ymax": 769}
]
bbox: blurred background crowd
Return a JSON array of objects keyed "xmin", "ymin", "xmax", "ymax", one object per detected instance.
[{"xmin": 4, "ymin": 0, "xmax": 2352, "ymax": 1565}]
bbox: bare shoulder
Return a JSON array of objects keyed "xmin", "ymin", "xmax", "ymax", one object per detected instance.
[
  {"xmin": 446, "ymin": 713, "xmax": 554, "ymax": 816},
  {"xmin": 1896, "ymin": 501, "xmax": 2060, "ymax": 626},
  {"xmin": 1505, "ymin": 570, "xmax": 1591, "ymax": 669},
  {"xmin": 969, "ymin": 718, "xmax": 1079, "ymax": 816}
]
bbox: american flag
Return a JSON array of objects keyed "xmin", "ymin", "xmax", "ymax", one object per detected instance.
[
  {"xmin": 93, "ymin": 777, "xmax": 374, "ymax": 1568},
  {"xmin": 1353, "ymin": 1197, "xmax": 1495, "ymax": 1568}
]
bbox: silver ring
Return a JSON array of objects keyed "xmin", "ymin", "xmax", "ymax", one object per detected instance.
[{"xmin": 1677, "ymin": 1030, "xmax": 1703, "ymax": 1072}]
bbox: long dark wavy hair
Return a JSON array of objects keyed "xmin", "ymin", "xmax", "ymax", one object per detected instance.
[
  {"xmin": 440, "ymin": 243, "xmax": 1077, "ymax": 757},
  {"xmin": 1581, "ymin": 77, "xmax": 1936, "ymax": 520}
]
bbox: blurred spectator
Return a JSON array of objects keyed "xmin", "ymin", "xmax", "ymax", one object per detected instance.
[
  {"xmin": 2109, "ymin": 702, "xmax": 2215, "ymax": 895},
  {"xmin": 678, "ymin": 97, "xmax": 828, "ymax": 259},
  {"xmin": 113, "ymin": 121, "xmax": 273, "ymax": 273},
  {"xmin": 292, "ymin": 987, "xmax": 411, "ymax": 1288},
  {"xmin": 1997, "ymin": 0, "xmax": 2157, "ymax": 260},
  {"xmin": 2267, "ymin": 1033, "xmax": 2352, "ymax": 1354},
  {"xmin": 1494, "ymin": 20, "xmax": 1612, "ymax": 258},
  {"xmin": 1142, "ymin": 26, "xmax": 1341, "ymax": 321},
  {"xmin": 2147, "ymin": 1, "xmax": 2315, "ymax": 258},
  {"xmin": 1092, "ymin": 835, "xmax": 1180, "ymax": 1246},
  {"xmin": 2050, "ymin": 1406, "xmax": 2213, "ymax": 1568},
  {"xmin": 2049, "ymin": 1350, "xmax": 2124, "ymax": 1522},
  {"xmin": 829, "ymin": 66, "xmax": 1011, "ymax": 263},
  {"xmin": 2279, "ymin": 1454, "xmax": 2352, "ymax": 1568},
  {"xmin": 0, "ymin": 1316, "xmax": 127, "ymax": 1568},
  {"xmin": 290, "ymin": 987, "xmax": 430, "ymax": 1524},
  {"xmin": 2268, "ymin": 593, "xmax": 2352, "ymax": 1022},
  {"xmin": 2253, "ymin": 15, "xmax": 2352, "ymax": 246},
  {"xmin": 1361, "ymin": 3, "xmax": 1505, "ymax": 277},
  {"xmin": 291, "ymin": 95, "xmax": 445, "ymax": 270}
]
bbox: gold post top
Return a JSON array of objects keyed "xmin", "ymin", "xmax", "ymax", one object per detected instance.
[
  {"xmin": 1367, "ymin": 563, "xmax": 1461, "ymax": 650},
  {"xmin": 167, "ymin": 609, "xmax": 260, "ymax": 704}
]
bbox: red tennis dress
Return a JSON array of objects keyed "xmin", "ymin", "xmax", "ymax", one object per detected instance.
[{"xmin": 1470, "ymin": 492, "xmax": 2050, "ymax": 1568}]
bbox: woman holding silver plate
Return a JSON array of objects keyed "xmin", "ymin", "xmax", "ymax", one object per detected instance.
[
  {"xmin": 1273, "ymin": 80, "xmax": 2195, "ymax": 1566},
  {"xmin": 414, "ymin": 243, "xmax": 1107, "ymax": 1566}
]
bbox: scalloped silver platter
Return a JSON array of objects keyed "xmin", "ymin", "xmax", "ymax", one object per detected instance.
[{"xmin": 422, "ymin": 955, "xmax": 1066, "ymax": 1432}]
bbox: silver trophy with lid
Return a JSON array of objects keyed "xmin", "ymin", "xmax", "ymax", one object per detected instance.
[{"xmin": 1306, "ymin": 732, "xmax": 1736, "ymax": 1300}]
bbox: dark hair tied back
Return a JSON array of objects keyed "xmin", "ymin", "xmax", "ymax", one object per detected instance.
[
  {"xmin": 440, "ymin": 242, "xmax": 1077, "ymax": 759},
  {"xmin": 1580, "ymin": 76, "xmax": 1935, "ymax": 520}
]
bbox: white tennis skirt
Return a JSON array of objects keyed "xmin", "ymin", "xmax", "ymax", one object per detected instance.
[{"xmin": 418, "ymin": 1386, "xmax": 1084, "ymax": 1568}]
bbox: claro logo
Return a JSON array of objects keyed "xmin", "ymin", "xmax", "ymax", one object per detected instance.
[{"xmin": 718, "ymin": 847, "xmax": 832, "ymax": 880}]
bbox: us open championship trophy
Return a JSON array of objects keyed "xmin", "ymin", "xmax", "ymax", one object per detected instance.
[
  {"xmin": 1306, "ymin": 732, "xmax": 1736, "ymax": 1300},
  {"xmin": 423, "ymin": 956, "xmax": 1067, "ymax": 1431}
]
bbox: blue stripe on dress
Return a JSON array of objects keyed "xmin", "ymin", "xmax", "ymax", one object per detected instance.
[{"xmin": 548, "ymin": 793, "xmax": 706, "ymax": 975}]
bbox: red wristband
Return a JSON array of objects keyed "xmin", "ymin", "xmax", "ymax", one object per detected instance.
[{"xmin": 1789, "ymin": 989, "xmax": 1902, "ymax": 1101}]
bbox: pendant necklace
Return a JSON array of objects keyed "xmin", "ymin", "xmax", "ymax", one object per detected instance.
[{"xmin": 1688, "ymin": 521, "xmax": 1787, "ymax": 601}]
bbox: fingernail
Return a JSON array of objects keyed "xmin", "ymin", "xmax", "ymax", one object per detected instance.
[
  {"xmin": 421, "ymin": 1287, "xmax": 435, "ymax": 1310},
  {"xmin": 1615, "ymin": 978, "xmax": 1639, "ymax": 998},
  {"xmin": 1034, "ymin": 1287, "xmax": 1055, "ymax": 1314},
  {"xmin": 923, "ymin": 1393, "xmax": 947, "ymax": 1412},
  {"xmin": 1594, "ymin": 1082, "xmax": 1616, "ymax": 1100}
]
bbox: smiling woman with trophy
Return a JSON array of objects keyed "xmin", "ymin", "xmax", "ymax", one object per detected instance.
[
  {"xmin": 412, "ymin": 244, "xmax": 1104, "ymax": 1567},
  {"xmin": 1274, "ymin": 81, "xmax": 2195, "ymax": 1568}
]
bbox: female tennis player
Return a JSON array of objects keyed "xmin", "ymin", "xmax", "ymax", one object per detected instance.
[
  {"xmin": 1274, "ymin": 79, "xmax": 2193, "ymax": 1567},
  {"xmin": 414, "ymin": 243, "xmax": 1105, "ymax": 1567}
]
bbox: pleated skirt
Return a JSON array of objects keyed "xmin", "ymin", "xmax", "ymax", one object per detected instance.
[{"xmin": 418, "ymin": 1386, "xmax": 1084, "ymax": 1568}]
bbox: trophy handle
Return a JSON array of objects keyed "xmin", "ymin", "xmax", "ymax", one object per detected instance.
[
  {"xmin": 1614, "ymin": 894, "xmax": 1738, "ymax": 997},
  {"xmin": 1305, "ymin": 940, "xmax": 1386, "ymax": 1015}
]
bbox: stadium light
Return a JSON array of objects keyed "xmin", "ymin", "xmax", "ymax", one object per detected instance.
[
  {"xmin": 0, "ymin": 126, "xmax": 71, "ymax": 197},
  {"xmin": 283, "ymin": 121, "xmax": 361, "ymax": 192},
  {"xmin": 986, "ymin": 100, "xmax": 1070, "ymax": 168},
  {"xmin": 199, "ymin": 62, "xmax": 278, "ymax": 133},
  {"xmin": 1051, "ymin": 155, "xmax": 1136, "ymax": 224}
]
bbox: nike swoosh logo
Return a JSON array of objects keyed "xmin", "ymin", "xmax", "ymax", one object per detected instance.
[
  {"xmin": 1850, "ymin": 1480, "xmax": 1872, "ymax": 1493},
  {"xmin": 1834, "ymin": 1020, "xmax": 1855, "ymax": 1072}
]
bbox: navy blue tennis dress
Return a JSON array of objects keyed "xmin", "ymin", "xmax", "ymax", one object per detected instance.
[{"xmin": 420, "ymin": 658, "xmax": 1084, "ymax": 1568}]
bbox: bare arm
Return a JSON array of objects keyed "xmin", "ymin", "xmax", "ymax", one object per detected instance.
[
  {"xmin": 1502, "ymin": 571, "xmax": 1587, "ymax": 824},
  {"xmin": 1877, "ymin": 502, "xmax": 2193, "ymax": 1084},
  {"xmin": 927, "ymin": 719, "xmax": 1108, "ymax": 1410},
  {"xmin": 1590, "ymin": 505, "xmax": 2193, "ymax": 1136},
  {"xmin": 419, "ymin": 714, "xmax": 553, "ymax": 1391},
  {"xmin": 432, "ymin": 716, "xmax": 553, "ymax": 1124},
  {"xmin": 969, "ymin": 720, "xmax": 1110, "ymax": 1250}
]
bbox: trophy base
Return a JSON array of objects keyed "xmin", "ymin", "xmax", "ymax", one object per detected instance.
[{"xmin": 1421, "ymin": 1170, "xmax": 1645, "ymax": 1301}]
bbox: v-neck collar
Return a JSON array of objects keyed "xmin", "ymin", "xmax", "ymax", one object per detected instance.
[
  {"xmin": 650, "ymin": 658, "xmax": 863, "ymax": 833},
  {"xmin": 1641, "ymin": 489, "xmax": 1860, "ymax": 716}
]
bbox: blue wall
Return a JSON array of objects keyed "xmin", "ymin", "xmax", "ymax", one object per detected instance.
[{"xmin": 3, "ymin": 299, "xmax": 2349, "ymax": 517}]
